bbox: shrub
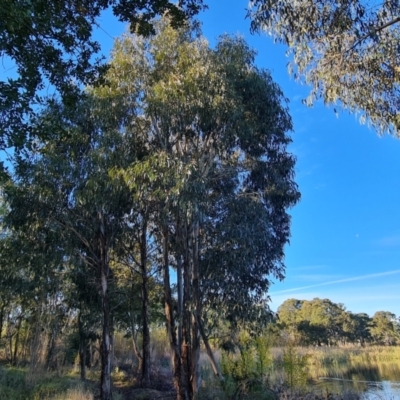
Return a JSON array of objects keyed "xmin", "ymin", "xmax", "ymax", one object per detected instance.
[{"xmin": 282, "ymin": 342, "xmax": 309, "ymax": 389}]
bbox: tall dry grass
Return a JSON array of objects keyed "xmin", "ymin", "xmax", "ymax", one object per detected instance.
[{"xmin": 40, "ymin": 385, "xmax": 93, "ymax": 400}]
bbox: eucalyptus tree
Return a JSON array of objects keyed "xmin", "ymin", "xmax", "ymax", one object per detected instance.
[
  {"xmin": 5, "ymin": 91, "xmax": 139, "ymax": 399},
  {"xmin": 91, "ymin": 38, "xmax": 162, "ymax": 387},
  {"xmin": 249, "ymin": 0, "xmax": 400, "ymax": 136},
  {"xmin": 104, "ymin": 20, "xmax": 299, "ymax": 399},
  {"xmin": 8, "ymin": 17, "xmax": 298, "ymax": 399}
]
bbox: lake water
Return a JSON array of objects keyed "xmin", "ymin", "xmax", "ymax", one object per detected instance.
[
  {"xmin": 266, "ymin": 347, "xmax": 400, "ymax": 399},
  {"xmin": 314, "ymin": 378, "xmax": 400, "ymax": 399}
]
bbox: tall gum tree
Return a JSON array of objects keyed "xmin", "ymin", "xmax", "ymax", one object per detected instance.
[
  {"xmin": 5, "ymin": 94, "xmax": 137, "ymax": 400},
  {"xmin": 6, "ymin": 18, "xmax": 299, "ymax": 399},
  {"xmin": 106, "ymin": 20, "xmax": 300, "ymax": 399}
]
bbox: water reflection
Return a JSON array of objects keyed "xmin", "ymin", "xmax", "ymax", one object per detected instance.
[
  {"xmin": 309, "ymin": 361, "xmax": 400, "ymax": 399},
  {"xmin": 269, "ymin": 348, "xmax": 400, "ymax": 398},
  {"xmin": 364, "ymin": 381, "xmax": 400, "ymax": 399}
]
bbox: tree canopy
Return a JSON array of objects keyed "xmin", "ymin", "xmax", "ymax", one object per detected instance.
[
  {"xmin": 0, "ymin": 0, "xmax": 205, "ymax": 152},
  {"xmin": 249, "ymin": 0, "xmax": 400, "ymax": 136},
  {"xmin": 2, "ymin": 19, "xmax": 300, "ymax": 400},
  {"xmin": 276, "ymin": 297, "xmax": 400, "ymax": 346}
]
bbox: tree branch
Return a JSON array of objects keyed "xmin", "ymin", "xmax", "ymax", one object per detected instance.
[{"xmin": 346, "ymin": 16, "xmax": 400, "ymax": 53}]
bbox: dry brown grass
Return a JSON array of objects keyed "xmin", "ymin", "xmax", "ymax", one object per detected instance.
[{"xmin": 46, "ymin": 385, "xmax": 94, "ymax": 400}]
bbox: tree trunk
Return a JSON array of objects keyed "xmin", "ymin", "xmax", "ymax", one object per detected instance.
[
  {"xmin": 0, "ymin": 305, "xmax": 4, "ymax": 341},
  {"xmin": 100, "ymin": 228, "xmax": 113, "ymax": 400},
  {"xmin": 78, "ymin": 311, "xmax": 86, "ymax": 381},
  {"xmin": 79, "ymin": 346, "xmax": 86, "ymax": 381},
  {"xmin": 182, "ymin": 223, "xmax": 192, "ymax": 400},
  {"xmin": 30, "ymin": 301, "xmax": 45, "ymax": 369},
  {"xmin": 21, "ymin": 324, "xmax": 30, "ymax": 361},
  {"xmin": 46, "ymin": 313, "xmax": 59, "ymax": 370},
  {"xmin": 140, "ymin": 217, "xmax": 151, "ymax": 388},
  {"xmin": 12, "ymin": 316, "xmax": 22, "ymax": 366},
  {"xmin": 197, "ymin": 315, "xmax": 224, "ymax": 382},
  {"xmin": 177, "ymin": 255, "xmax": 183, "ymax": 351},
  {"xmin": 162, "ymin": 224, "xmax": 187, "ymax": 400},
  {"xmin": 191, "ymin": 217, "xmax": 201, "ymax": 394},
  {"xmin": 130, "ymin": 318, "xmax": 143, "ymax": 371},
  {"xmin": 88, "ymin": 341, "xmax": 94, "ymax": 368},
  {"xmin": 6, "ymin": 312, "xmax": 12, "ymax": 363},
  {"xmin": 176, "ymin": 212, "xmax": 183, "ymax": 352}
]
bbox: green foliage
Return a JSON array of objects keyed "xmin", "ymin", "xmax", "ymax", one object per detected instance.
[
  {"xmin": 221, "ymin": 331, "xmax": 274, "ymax": 399},
  {"xmin": 249, "ymin": 0, "xmax": 400, "ymax": 136},
  {"xmin": 277, "ymin": 298, "xmax": 375, "ymax": 346},
  {"xmin": 370, "ymin": 311, "xmax": 399, "ymax": 345},
  {"xmin": 0, "ymin": 367, "xmax": 29, "ymax": 400},
  {"xmin": 3, "ymin": 16, "xmax": 300, "ymax": 398},
  {"xmin": 0, "ymin": 0, "xmax": 206, "ymax": 152},
  {"xmin": 282, "ymin": 342, "xmax": 309, "ymax": 389}
]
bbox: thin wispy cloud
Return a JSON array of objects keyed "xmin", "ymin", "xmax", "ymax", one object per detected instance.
[
  {"xmin": 292, "ymin": 274, "xmax": 338, "ymax": 283},
  {"xmin": 376, "ymin": 235, "xmax": 400, "ymax": 247},
  {"xmin": 270, "ymin": 269, "xmax": 400, "ymax": 295},
  {"xmin": 290, "ymin": 264, "xmax": 328, "ymax": 272}
]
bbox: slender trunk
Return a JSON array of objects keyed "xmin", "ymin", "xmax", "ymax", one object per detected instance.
[
  {"xmin": 21, "ymin": 324, "xmax": 30, "ymax": 361},
  {"xmin": 89, "ymin": 341, "xmax": 93, "ymax": 368},
  {"xmin": 30, "ymin": 301, "xmax": 45, "ymax": 369},
  {"xmin": 13, "ymin": 316, "xmax": 22, "ymax": 366},
  {"xmin": 46, "ymin": 314, "xmax": 59, "ymax": 370},
  {"xmin": 197, "ymin": 316, "xmax": 224, "ymax": 382},
  {"xmin": 100, "ymin": 226, "xmax": 113, "ymax": 400},
  {"xmin": 130, "ymin": 317, "xmax": 143, "ymax": 370},
  {"xmin": 162, "ymin": 224, "xmax": 187, "ymax": 400},
  {"xmin": 140, "ymin": 217, "xmax": 151, "ymax": 388},
  {"xmin": 177, "ymin": 217, "xmax": 183, "ymax": 352},
  {"xmin": 79, "ymin": 345, "xmax": 86, "ymax": 381},
  {"xmin": 182, "ymin": 219, "xmax": 192, "ymax": 399},
  {"xmin": 177, "ymin": 255, "xmax": 183, "ymax": 350},
  {"xmin": 78, "ymin": 311, "xmax": 86, "ymax": 381},
  {"xmin": 6, "ymin": 312, "xmax": 12, "ymax": 363},
  {"xmin": 191, "ymin": 217, "xmax": 201, "ymax": 395},
  {"xmin": 0, "ymin": 305, "xmax": 4, "ymax": 341},
  {"xmin": 132, "ymin": 337, "xmax": 143, "ymax": 373},
  {"xmin": 101, "ymin": 265, "xmax": 113, "ymax": 400},
  {"xmin": 190, "ymin": 316, "xmax": 200, "ymax": 396}
]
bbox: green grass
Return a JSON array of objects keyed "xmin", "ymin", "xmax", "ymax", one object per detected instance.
[
  {"xmin": 0, "ymin": 365, "xmax": 97, "ymax": 400},
  {"xmin": 0, "ymin": 366, "xmax": 30, "ymax": 400}
]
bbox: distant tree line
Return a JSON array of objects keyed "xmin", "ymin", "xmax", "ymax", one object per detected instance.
[{"xmin": 273, "ymin": 298, "xmax": 399, "ymax": 347}]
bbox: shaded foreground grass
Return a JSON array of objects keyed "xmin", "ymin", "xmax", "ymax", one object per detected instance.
[
  {"xmin": 1, "ymin": 346, "xmax": 400, "ymax": 399},
  {"xmin": 0, "ymin": 363, "xmax": 363, "ymax": 400},
  {"xmin": 0, "ymin": 365, "xmax": 100, "ymax": 400}
]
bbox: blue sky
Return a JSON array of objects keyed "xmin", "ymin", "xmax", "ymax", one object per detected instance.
[
  {"xmin": 197, "ymin": 0, "xmax": 400, "ymax": 317},
  {"xmin": 3, "ymin": 0, "xmax": 400, "ymax": 317}
]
